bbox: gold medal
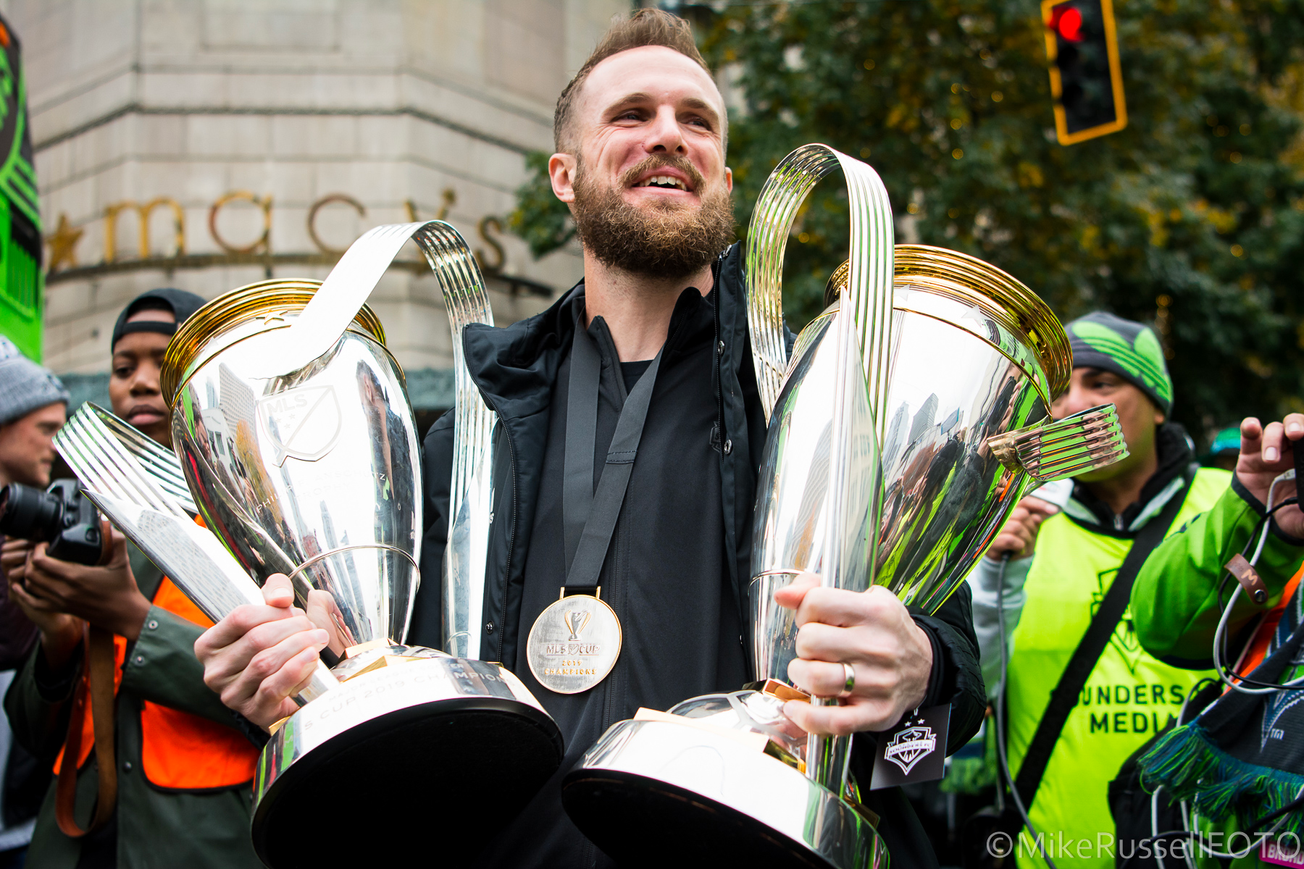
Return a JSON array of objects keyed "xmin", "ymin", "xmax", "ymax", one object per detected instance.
[{"xmin": 526, "ymin": 587, "xmax": 622, "ymax": 694}]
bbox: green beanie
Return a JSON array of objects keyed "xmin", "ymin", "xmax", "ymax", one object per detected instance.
[{"xmin": 1065, "ymin": 311, "xmax": 1173, "ymax": 415}]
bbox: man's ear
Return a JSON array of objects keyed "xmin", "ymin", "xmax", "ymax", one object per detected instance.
[
  {"xmin": 549, "ymin": 153, "xmax": 577, "ymax": 204},
  {"xmin": 724, "ymin": 166, "xmax": 733, "ymax": 193}
]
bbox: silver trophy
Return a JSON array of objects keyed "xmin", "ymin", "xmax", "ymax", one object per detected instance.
[
  {"xmin": 561, "ymin": 145, "xmax": 1128, "ymax": 869},
  {"xmin": 57, "ymin": 222, "xmax": 562, "ymax": 868}
]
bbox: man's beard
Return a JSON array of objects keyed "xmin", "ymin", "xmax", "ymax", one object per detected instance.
[{"xmin": 570, "ymin": 154, "xmax": 736, "ymax": 281}]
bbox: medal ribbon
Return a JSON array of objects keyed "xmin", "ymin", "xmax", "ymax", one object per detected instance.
[{"xmin": 561, "ymin": 313, "xmax": 664, "ymax": 590}]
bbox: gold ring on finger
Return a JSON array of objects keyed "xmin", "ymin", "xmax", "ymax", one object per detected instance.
[{"xmin": 838, "ymin": 662, "xmax": 855, "ymax": 698}]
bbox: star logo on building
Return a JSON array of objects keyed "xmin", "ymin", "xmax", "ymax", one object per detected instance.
[{"xmin": 45, "ymin": 214, "xmax": 83, "ymax": 273}]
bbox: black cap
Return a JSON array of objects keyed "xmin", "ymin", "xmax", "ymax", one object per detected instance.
[{"xmin": 111, "ymin": 288, "xmax": 207, "ymax": 351}]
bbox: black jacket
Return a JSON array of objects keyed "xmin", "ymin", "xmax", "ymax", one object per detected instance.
[{"xmin": 409, "ymin": 243, "xmax": 986, "ymax": 868}]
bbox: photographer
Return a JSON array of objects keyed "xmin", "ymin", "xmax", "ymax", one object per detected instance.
[
  {"xmin": 3, "ymin": 290, "xmax": 264, "ymax": 869},
  {"xmin": 0, "ymin": 336, "xmax": 68, "ymax": 869},
  {"xmin": 0, "ymin": 336, "xmax": 68, "ymax": 666}
]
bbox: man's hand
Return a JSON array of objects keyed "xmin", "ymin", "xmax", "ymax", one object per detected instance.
[
  {"xmin": 1, "ymin": 537, "xmax": 34, "ymax": 586},
  {"xmin": 7, "ymin": 550, "xmax": 83, "ymax": 670},
  {"xmin": 194, "ymin": 574, "xmax": 330, "ymax": 730},
  {"xmin": 22, "ymin": 530, "xmax": 152, "ymax": 640},
  {"xmin": 7, "ymin": 533, "xmax": 82, "ymax": 668},
  {"xmin": 1237, "ymin": 414, "xmax": 1304, "ymax": 540},
  {"xmin": 984, "ymin": 496, "xmax": 1057, "ymax": 561},
  {"xmin": 775, "ymin": 573, "xmax": 933, "ymax": 737}
]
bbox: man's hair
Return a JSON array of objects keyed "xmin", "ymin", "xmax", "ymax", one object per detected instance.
[{"xmin": 553, "ymin": 9, "xmax": 715, "ymax": 153}]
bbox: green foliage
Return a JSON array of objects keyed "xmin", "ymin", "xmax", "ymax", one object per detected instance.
[{"xmin": 510, "ymin": 0, "xmax": 1304, "ymax": 442}]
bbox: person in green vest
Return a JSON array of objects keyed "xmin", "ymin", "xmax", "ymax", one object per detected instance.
[
  {"xmin": 1127, "ymin": 412, "xmax": 1303, "ymax": 868},
  {"xmin": 969, "ymin": 311, "xmax": 1223, "ymax": 868}
]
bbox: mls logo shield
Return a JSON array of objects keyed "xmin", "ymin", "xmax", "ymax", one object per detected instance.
[
  {"xmin": 258, "ymin": 385, "xmax": 342, "ymax": 465},
  {"xmin": 883, "ymin": 724, "xmax": 938, "ymax": 776}
]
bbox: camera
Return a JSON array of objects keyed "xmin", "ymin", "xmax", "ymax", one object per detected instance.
[{"xmin": 0, "ymin": 478, "xmax": 103, "ymax": 566}]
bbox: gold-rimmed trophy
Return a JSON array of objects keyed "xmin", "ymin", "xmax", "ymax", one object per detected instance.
[
  {"xmin": 560, "ymin": 145, "xmax": 1129, "ymax": 869},
  {"xmin": 55, "ymin": 222, "xmax": 562, "ymax": 868}
]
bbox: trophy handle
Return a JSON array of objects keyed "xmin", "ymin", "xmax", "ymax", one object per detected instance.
[
  {"xmin": 244, "ymin": 220, "xmax": 490, "ymax": 381},
  {"xmin": 744, "ymin": 143, "xmax": 895, "ymax": 440},
  {"xmin": 987, "ymin": 403, "xmax": 1129, "ymax": 482},
  {"xmin": 411, "ymin": 224, "xmax": 497, "ymax": 661}
]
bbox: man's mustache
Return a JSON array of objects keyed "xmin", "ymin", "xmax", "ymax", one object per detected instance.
[{"xmin": 618, "ymin": 155, "xmax": 706, "ymax": 192}]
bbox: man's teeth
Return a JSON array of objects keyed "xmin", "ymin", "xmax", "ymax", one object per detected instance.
[{"xmin": 641, "ymin": 175, "xmax": 687, "ymax": 190}]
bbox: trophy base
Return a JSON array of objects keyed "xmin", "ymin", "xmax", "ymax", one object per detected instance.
[
  {"xmin": 252, "ymin": 655, "xmax": 562, "ymax": 868},
  {"xmin": 562, "ymin": 719, "xmax": 888, "ymax": 869}
]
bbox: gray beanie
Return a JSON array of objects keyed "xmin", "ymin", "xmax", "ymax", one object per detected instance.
[{"xmin": 0, "ymin": 336, "xmax": 70, "ymax": 427}]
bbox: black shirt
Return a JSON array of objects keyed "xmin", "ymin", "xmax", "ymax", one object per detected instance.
[{"xmin": 479, "ymin": 288, "xmax": 748, "ymax": 868}]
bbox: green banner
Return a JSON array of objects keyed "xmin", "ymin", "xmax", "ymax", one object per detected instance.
[{"xmin": 0, "ymin": 12, "xmax": 43, "ymax": 361}]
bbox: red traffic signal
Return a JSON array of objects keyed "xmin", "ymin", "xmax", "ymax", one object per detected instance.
[
  {"xmin": 1051, "ymin": 7, "xmax": 1084, "ymax": 41},
  {"xmin": 1042, "ymin": 0, "xmax": 1127, "ymax": 145}
]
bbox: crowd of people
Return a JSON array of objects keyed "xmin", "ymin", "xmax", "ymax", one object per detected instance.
[{"xmin": 0, "ymin": 9, "xmax": 1300, "ymax": 869}]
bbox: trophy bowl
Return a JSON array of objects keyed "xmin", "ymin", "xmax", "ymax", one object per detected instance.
[
  {"xmin": 163, "ymin": 280, "xmax": 563, "ymax": 867},
  {"xmin": 565, "ymin": 684, "xmax": 887, "ymax": 869}
]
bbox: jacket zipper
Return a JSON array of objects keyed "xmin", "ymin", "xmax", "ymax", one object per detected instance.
[
  {"xmin": 711, "ymin": 256, "xmax": 749, "ymax": 642},
  {"xmin": 711, "ymin": 257, "xmax": 726, "ymax": 454},
  {"xmin": 479, "ymin": 393, "xmax": 518, "ymax": 665}
]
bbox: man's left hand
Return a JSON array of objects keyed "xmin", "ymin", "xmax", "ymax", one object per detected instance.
[{"xmin": 775, "ymin": 572, "xmax": 933, "ymax": 737}]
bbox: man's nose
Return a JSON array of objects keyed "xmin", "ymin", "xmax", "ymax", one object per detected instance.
[
  {"xmin": 645, "ymin": 106, "xmax": 686, "ymax": 155},
  {"xmin": 131, "ymin": 362, "xmax": 161, "ymax": 394}
]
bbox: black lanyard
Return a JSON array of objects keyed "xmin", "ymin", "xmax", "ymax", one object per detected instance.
[{"xmin": 561, "ymin": 316, "xmax": 663, "ymax": 589}]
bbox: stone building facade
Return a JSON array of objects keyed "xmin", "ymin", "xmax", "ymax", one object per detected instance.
[{"xmin": 5, "ymin": 0, "xmax": 625, "ymax": 413}]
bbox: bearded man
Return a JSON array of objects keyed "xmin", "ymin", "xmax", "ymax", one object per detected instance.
[{"xmin": 195, "ymin": 10, "xmax": 985, "ymax": 868}]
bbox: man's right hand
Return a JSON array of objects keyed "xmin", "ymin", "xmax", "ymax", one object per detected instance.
[
  {"xmin": 984, "ymin": 496, "xmax": 1058, "ymax": 561},
  {"xmin": 194, "ymin": 574, "xmax": 331, "ymax": 730}
]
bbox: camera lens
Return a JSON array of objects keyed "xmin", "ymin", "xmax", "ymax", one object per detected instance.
[{"xmin": 0, "ymin": 483, "xmax": 66, "ymax": 543}]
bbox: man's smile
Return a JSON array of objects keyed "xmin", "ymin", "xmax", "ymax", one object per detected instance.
[
  {"xmin": 636, "ymin": 173, "xmax": 688, "ymax": 189},
  {"xmin": 619, "ymin": 157, "xmax": 702, "ymax": 197}
]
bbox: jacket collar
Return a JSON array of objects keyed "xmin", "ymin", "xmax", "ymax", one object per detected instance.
[
  {"xmin": 463, "ymin": 245, "xmax": 739, "ymax": 420},
  {"xmin": 1062, "ymin": 422, "xmax": 1198, "ymax": 533}
]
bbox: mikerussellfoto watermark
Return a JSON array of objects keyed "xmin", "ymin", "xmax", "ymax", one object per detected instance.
[{"xmin": 984, "ymin": 829, "xmax": 1303, "ymax": 862}]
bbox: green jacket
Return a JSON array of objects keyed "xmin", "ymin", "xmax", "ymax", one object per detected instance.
[
  {"xmin": 1133, "ymin": 475, "xmax": 1303, "ymax": 662},
  {"xmin": 3, "ymin": 546, "xmax": 263, "ymax": 869},
  {"xmin": 1131, "ymin": 477, "xmax": 1304, "ymax": 869}
]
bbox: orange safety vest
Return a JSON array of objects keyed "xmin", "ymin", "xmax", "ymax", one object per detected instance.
[{"xmin": 53, "ymin": 577, "xmax": 260, "ymax": 789}]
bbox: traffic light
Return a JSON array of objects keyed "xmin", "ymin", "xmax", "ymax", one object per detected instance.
[{"xmin": 1041, "ymin": 0, "xmax": 1127, "ymax": 145}]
